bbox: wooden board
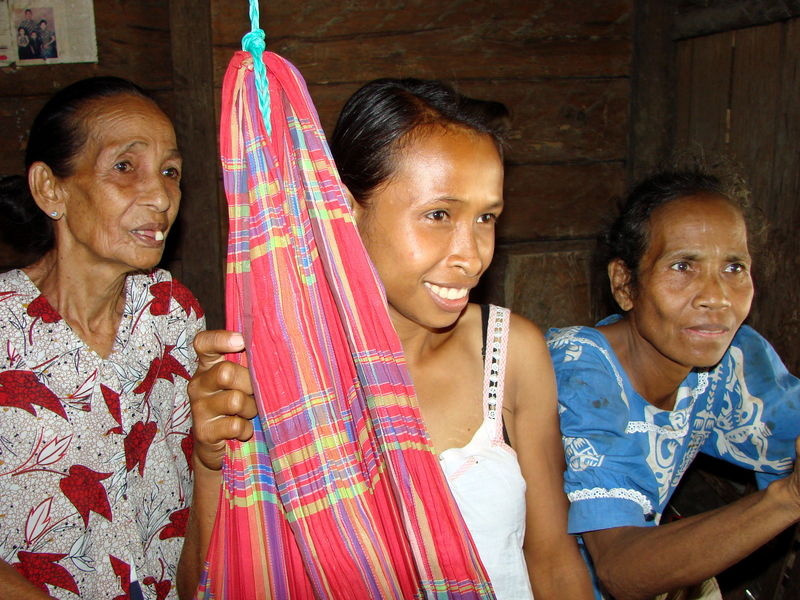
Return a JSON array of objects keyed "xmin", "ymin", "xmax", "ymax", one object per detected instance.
[
  {"xmin": 677, "ymin": 31, "xmax": 734, "ymax": 151},
  {"xmin": 477, "ymin": 240, "xmax": 599, "ymax": 330},
  {"xmin": 501, "ymin": 161, "xmax": 626, "ymax": 241}
]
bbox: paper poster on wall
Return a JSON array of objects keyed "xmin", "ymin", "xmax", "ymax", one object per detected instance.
[{"xmin": 0, "ymin": 0, "xmax": 97, "ymax": 66}]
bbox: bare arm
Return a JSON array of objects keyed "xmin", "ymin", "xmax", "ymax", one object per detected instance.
[
  {"xmin": 177, "ymin": 330, "xmax": 257, "ymax": 600},
  {"xmin": 0, "ymin": 559, "xmax": 54, "ymax": 599},
  {"xmin": 584, "ymin": 439, "xmax": 800, "ymax": 600},
  {"xmin": 506, "ymin": 314, "xmax": 594, "ymax": 600}
]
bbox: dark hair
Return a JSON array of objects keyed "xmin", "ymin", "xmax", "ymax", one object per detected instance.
[
  {"xmin": 330, "ymin": 78, "xmax": 510, "ymax": 205},
  {"xmin": 0, "ymin": 76, "xmax": 150, "ymax": 263},
  {"xmin": 38, "ymin": 19, "xmax": 47, "ymax": 26},
  {"xmin": 604, "ymin": 162, "xmax": 760, "ymax": 289}
]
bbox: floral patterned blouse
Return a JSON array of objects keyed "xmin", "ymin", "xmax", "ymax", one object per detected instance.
[{"xmin": 0, "ymin": 268, "xmax": 204, "ymax": 599}]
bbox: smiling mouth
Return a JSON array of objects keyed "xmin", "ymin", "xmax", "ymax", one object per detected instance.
[{"xmin": 424, "ymin": 283, "xmax": 469, "ymax": 300}]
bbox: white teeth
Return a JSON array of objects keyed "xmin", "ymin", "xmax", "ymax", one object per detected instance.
[
  {"xmin": 426, "ymin": 283, "xmax": 468, "ymax": 300},
  {"xmin": 133, "ymin": 229, "xmax": 165, "ymax": 241}
]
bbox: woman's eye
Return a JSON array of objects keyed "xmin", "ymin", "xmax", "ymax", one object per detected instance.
[
  {"xmin": 724, "ymin": 262, "xmax": 747, "ymax": 274},
  {"xmin": 113, "ymin": 161, "xmax": 133, "ymax": 173},
  {"xmin": 670, "ymin": 261, "xmax": 690, "ymax": 272},
  {"xmin": 162, "ymin": 166, "xmax": 181, "ymax": 179},
  {"xmin": 426, "ymin": 209, "xmax": 448, "ymax": 221},
  {"xmin": 477, "ymin": 213, "xmax": 497, "ymax": 224}
]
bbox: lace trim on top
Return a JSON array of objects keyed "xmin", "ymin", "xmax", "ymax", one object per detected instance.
[{"xmin": 482, "ymin": 305, "xmax": 509, "ymax": 443}]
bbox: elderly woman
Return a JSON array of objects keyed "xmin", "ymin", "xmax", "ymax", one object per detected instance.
[
  {"xmin": 547, "ymin": 167, "xmax": 800, "ymax": 600},
  {"xmin": 0, "ymin": 77, "xmax": 204, "ymax": 599}
]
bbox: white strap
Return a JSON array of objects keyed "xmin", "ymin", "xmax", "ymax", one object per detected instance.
[{"xmin": 482, "ymin": 305, "xmax": 509, "ymax": 443}]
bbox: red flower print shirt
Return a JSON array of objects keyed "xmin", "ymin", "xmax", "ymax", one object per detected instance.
[{"xmin": 0, "ymin": 269, "xmax": 204, "ymax": 599}]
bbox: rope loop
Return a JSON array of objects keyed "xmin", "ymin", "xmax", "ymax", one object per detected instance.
[{"xmin": 241, "ymin": 0, "xmax": 271, "ymax": 136}]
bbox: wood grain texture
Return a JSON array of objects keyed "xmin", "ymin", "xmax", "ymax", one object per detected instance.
[
  {"xmin": 500, "ymin": 161, "xmax": 626, "ymax": 241},
  {"xmin": 0, "ymin": 0, "xmax": 173, "ymax": 96},
  {"xmin": 169, "ymin": 0, "xmax": 226, "ymax": 329},
  {"xmin": 476, "ymin": 240, "xmax": 599, "ymax": 330},
  {"xmin": 206, "ymin": 0, "xmax": 633, "ymax": 332},
  {"xmin": 675, "ymin": 0, "xmax": 800, "ymax": 39},
  {"xmin": 629, "ymin": 0, "xmax": 677, "ymax": 183},
  {"xmin": 678, "ymin": 32, "xmax": 734, "ymax": 151}
]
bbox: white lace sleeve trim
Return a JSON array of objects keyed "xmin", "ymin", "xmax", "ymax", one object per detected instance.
[
  {"xmin": 568, "ymin": 486, "xmax": 653, "ymax": 516},
  {"xmin": 625, "ymin": 421, "xmax": 687, "ymax": 438}
]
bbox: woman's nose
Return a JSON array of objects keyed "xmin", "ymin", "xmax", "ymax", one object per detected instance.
[
  {"xmin": 141, "ymin": 173, "xmax": 175, "ymax": 212},
  {"xmin": 694, "ymin": 271, "xmax": 732, "ymax": 309},
  {"xmin": 449, "ymin": 227, "xmax": 483, "ymax": 277}
]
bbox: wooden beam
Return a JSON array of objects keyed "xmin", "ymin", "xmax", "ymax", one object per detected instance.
[
  {"xmin": 674, "ymin": 0, "xmax": 800, "ymax": 40},
  {"xmin": 628, "ymin": 0, "xmax": 677, "ymax": 184},
  {"xmin": 169, "ymin": 0, "xmax": 225, "ymax": 329}
]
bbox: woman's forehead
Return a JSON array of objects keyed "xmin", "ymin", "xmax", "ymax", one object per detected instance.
[
  {"xmin": 646, "ymin": 194, "xmax": 748, "ymax": 253},
  {"xmin": 80, "ymin": 95, "xmax": 173, "ymax": 138}
]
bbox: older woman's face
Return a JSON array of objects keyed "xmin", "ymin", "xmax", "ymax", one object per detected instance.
[
  {"xmin": 626, "ymin": 194, "xmax": 753, "ymax": 369},
  {"xmin": 57, "ymin": 94, "xmax": 181, "ymax": 274}
]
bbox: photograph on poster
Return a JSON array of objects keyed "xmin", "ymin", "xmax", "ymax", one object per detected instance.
[
  {"xmin": 0, "ymin": 0, "xmax": 96, "ymax": 66},
  {"xmin": 15, "ymin": 6, "xmax": 56, "ymax": 60}
]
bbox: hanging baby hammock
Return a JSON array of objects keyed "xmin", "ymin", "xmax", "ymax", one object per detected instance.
[{"xmin": 197, "ymin": 2, "xmax": 494, "ymax": 598}]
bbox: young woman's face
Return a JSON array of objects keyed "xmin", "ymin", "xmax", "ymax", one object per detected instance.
[
  {"xmin": 54, "ymin": 94, "xmax": 182, "ymax": 275},
  {"xmin": 353, "ymin": 126, "xmax": 504, "ymax": 333},
  {"xmin": 624, "ymin": 194, "xmax": 753, "ymax": 369}
]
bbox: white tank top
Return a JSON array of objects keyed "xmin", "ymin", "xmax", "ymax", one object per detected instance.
[{"xmin": 439, "ymin": 305, "xmax": 534, "ymax": 599}]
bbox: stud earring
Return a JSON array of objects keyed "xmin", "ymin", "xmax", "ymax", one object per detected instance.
[{"xmin": 50, "ymin": 211, "xmax": 58, "ymax": 218}]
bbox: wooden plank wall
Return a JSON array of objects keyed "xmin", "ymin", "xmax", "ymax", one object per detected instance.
[
  {"xmin": 0, "ymin": 1, "xmax": 632, "ymax": 332},
  {"xmin": 0, "ymin": 2, "xmax": 175, "ymax": 171},
  {"xmin": 0, "ymin": 0, "xmax": 226, "ymax": 329},
  {"xmin": 210, "ymin": 0, "xmax": 633, "ymax": 331},
  {"xmin": 0, "ymin": 0, "xmax": 175, "ymax": 216},
  {"xmin": 675, "ymin": 19, "xmax": 800, "ymax": 375}
]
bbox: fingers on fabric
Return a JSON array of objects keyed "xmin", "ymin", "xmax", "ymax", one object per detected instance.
[
  {"xmin": 193, "ymin": 329, "xmax": 245, "ymax": 370},
  {"xmin": 188, "ymin": 357, "xmax": 254, "ymax": 403},
  {"xmin": 201, "ymin": 398, "xmax": 255, "ymax": 444},
  {"xmin": 214, "ymin": 360, "xmax": 255, "ymax": 397}
]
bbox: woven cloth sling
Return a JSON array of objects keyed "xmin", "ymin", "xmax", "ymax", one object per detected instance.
[{"xmin": 196, "ymin": 12, "xmax": 494, "ymax": 599}]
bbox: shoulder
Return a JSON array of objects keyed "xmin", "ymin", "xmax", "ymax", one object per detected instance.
[
  {"xmin": 546, "ymin": 323, "xmax": 616, "ymax": 373},
  {"xmin": 545, "ymin": 322, "xmax": 632, "ymax": 414},
  {"xmin": 0, "ymin": 268, "xmax": 29, "ymax": 290},
  {"xmin": 494, "ymin": 307, "xmax": 554, "ymax": 399},
  {"xmin": 0, "ymin": 269, "xmax": 38, "ymax": 315},
  {"xmin": 721, "ymin": 324, "xmax": 798, "ymax": 396},
  {"xmin": 546, "ymin": 322, "xmax": 609, "ymax": 350},
  {"xmin": 728, "ymin": 324, "xmax": 780, "ymax": 360},
  {"xmin": 721, "ymin": 324, "xmax": 790, "ymax": 381},
  {"xmin": 501, "ymin": 307, "xmax": 549, "ymax": 362}
]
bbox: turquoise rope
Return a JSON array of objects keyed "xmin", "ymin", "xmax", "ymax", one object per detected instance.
[{"xmin": 241, "ymin": 0, "xmax": 271, "ymax": 136}]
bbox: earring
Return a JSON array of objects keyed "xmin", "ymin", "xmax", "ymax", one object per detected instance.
[{"xmin": 50, "ymin": 211, "xmax": 58, "ymax": 218}]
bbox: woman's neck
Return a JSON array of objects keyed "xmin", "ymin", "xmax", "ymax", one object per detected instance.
[
  {"xmin": 24, "ymin": 250, "xmax": 130, "ymax": 358},
  {"xmin": 389, "ymin": 307, "xmax": 459, "ymax": 368},
  {"xmin": 600, "ymin": 317, "xmax": 692, "ymax": 411}
]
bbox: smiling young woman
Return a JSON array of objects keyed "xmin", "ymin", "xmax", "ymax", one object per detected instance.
[
  {"xmin": 183, "ymin": 79, "xmax": 594, "ymax": 600},
  {"xmin": 547, "ymin": 167, "xmax": 800, "ymax": 600}
]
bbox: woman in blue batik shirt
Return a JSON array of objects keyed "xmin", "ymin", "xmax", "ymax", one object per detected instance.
[{"xmin": 547, "ymin": 166, "xmax": 800, "ymax": 600}]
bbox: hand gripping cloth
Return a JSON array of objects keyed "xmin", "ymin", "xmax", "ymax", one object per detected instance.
[{"xmin": 197, "ymin": 50, "xmax": 494, "ymax": 599}]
